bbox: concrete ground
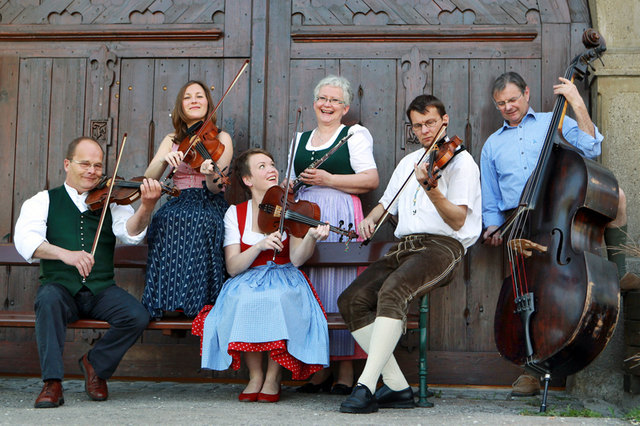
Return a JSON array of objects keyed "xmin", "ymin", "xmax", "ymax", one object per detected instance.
[{"xmin": 0, "ymin": 376, "xmax": 634, "ymax": 425}]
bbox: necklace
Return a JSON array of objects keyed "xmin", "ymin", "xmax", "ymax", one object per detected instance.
[{"xmin": 310, "ymin": 129, "xmax": 335, "ymax": 161}]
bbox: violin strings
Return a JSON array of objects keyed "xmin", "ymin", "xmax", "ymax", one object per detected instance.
[
  {"xmin": 194, "ymin": 141, "xmax": 213, "ymax": 161},
  {"xmin": 285, "ymin": 211, "xmax": 347, "ymax": 235},
  {"xmin": 259, "ymin": 204, "xmax": 349, "ymax": 236}
]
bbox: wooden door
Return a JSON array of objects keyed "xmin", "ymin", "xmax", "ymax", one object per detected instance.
[
  {"xmin": 264, "ymin": 0, "xmax": 593, "ymax": 385},
  {"xmin": 0, "ymin": 0, "xmax": 594, "ymax": 385}
]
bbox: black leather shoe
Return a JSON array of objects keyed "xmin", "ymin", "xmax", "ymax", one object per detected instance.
[
  {"xmin": 330, "ymin": 383, "xmax": 353, "ymax": 395},
  {"xmin": 374, "ymin": 384, "xmax": 415, "ymax": 408},
  {"xmin": 339, "ymin": 384, "xmax": 378, "ymax": 414},
  {"xmin": 296, "ymin": 373, "xmax": 333, "ymax": 393}
]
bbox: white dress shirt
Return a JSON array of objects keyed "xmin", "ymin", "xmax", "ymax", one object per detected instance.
[
  {"xmin": 14, "ymin": 182, "xmax": 146, "ymax": 262},
  {"xmin": 379, "ymin": 148, "xmax": 482, "ymax": 250}
]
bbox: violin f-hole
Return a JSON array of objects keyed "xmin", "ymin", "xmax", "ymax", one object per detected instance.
[{"xmin": 551, "ymin": 228, "xmax": 571, "ymax": 265}]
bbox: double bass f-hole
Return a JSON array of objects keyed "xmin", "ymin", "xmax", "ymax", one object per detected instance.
[{"xmin": 551, "ymin": 228, "xmax": 570, "ymax": 266}]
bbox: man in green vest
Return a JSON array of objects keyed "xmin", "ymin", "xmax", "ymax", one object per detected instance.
[{"xmin": 14, "ymin": 136, "xmax": 162, "ymax": 408}]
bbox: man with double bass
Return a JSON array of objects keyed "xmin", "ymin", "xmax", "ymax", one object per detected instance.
[
  {"xmin": 480, "ymin": 71, "xmax": 629, "ymax": 396},
  {"xmin": 337, "ymin": 94, "xmax": 482, "ymax": 413},
  {"xmin": 14, "ymin": 136, "xmax": 162, "ymax": 408}
]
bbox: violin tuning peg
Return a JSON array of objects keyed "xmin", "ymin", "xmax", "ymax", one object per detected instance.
[
  {"xmin": 338, "ymin": 220, "xmax": 344, "ymax": 227},
  {"xmin": 339, "ymin": 235, "xmax": 344, "ymax": 242}
]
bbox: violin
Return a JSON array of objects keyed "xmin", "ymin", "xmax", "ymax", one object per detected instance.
[
  {"xmin": 422, "ymin": 135, "xmax": 464, "ymax": 190},
  {"xmin": 360, "ymin": 124, "xmax": 452, "ymax": 246},
  {"xmin": 257, "ymin": 186, "xmax": 357, "ymax": 242},
  {"xmin": 166, "ymin": 60, "xmax": 250, "ymax": 188},
  {"xmin": 86, "ymin": 175, "xmax": 180, "ymax": 211},
  {"xmin": 173, "ymin": 119, "xmax": 230, "ymax": 188}
]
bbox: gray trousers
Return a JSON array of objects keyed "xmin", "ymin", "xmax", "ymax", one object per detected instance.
[
  {"xmin": 338, "ymin": 234, "xmax": 464, "ymax": 331},
  {"xmin": 34, "ymin": 283, "xmax": 149, "ymax": 381}
]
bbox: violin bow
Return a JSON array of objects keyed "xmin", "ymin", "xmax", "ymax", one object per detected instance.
[
  {"xmin": 166, "ymin": 59, "xmax": 250, "ymax": 180},
  {"xmin": 274, "ymin": 107, "xmax": 303, "ymax": 260},
  {"xmin": 85, "ymin": 133, "xmax": 128, "ymax": 282},
  {"xmin": 361, "ymin": 124, "xmax": 447, "ymax": 246}
]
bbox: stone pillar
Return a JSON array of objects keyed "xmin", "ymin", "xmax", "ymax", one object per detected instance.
[{"xmin": 567, "ymin": 0, "xmax": 640, "ymax": 406}]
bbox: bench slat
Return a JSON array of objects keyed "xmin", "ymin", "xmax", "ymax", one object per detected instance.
[{"xmin": 0, "ymin": 311, "xmax": 418, "ymax": 330}]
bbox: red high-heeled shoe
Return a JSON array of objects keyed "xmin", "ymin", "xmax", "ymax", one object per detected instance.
[
  {"xmin": 238, "ymin": 391, "xmax": 259, "ymax": 402},
  {"xmin": 257, "ymin": 388, "xmax": 281, "ymax": 403}
]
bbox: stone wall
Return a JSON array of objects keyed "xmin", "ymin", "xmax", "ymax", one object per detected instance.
[
  {"xmin": 591, "ymin": 0, "xmax": 640, "ymax": 271},
  {"xmin": 567, "ymin": 0, "xmax": 640, "ymax": 408}
]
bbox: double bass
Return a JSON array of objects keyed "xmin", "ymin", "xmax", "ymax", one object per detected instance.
[{"xmin": 493, "ymin": 29, "xmax": 619, "ymax": 412}]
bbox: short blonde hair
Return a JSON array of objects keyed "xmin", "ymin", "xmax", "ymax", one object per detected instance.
[{"xmin": 313, "ymin": 75, "xmax": 353, "ymax": 106}]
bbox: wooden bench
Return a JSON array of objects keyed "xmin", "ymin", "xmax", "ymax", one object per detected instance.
[{"xmin": 0, "ymin": 241, "xmax": 433, "ymax": 407}]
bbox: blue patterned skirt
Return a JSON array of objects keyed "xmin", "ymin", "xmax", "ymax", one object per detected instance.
[{"xmin": 142, "ymin": 187, "xmax": 227, "ymax": 319}]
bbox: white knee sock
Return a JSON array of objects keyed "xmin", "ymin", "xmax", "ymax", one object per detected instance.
[
  {"xmin": 352, "ymin": 322, "xmax": 409, "ymax": 391},
  {"xmin": 355, "ymin": 317, "xmax": 409, "ymax": 392},
  {"xmin": 351, "ymin": 323, "xmax": 374, "ymax": 352}
]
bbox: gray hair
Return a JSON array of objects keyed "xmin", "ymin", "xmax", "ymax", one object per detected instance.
[
  {"xmin": 492, "ymin": 72, "xmax": 527, "ymax": 97},
  {"xmin": 313, "ymin": 75, "xmax": 353, "ymax": 106}
]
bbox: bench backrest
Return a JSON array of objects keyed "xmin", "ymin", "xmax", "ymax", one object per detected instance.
[{"xmin": 0, "ymin": 241, "xmax": 396, "ymax": 268}]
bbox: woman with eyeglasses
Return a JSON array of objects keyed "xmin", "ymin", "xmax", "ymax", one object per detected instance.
[
  {"xmin": 141, "ymin": 80, "xmax": 233, "ymax": 320},
  {"xmin": 290, "ymin": 75, "xmax": 379, "ymax": 395}
]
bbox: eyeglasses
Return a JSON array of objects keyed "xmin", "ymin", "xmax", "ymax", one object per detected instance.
[
  {"xmin": 494, "ymin": 92, "xmax": 523, "ymax": 109},
  {"xmin": 411, "ymin": 119, "xmax": 441, "ymax": 131},
  {"xmin": 315, "ymin": 96, "xmax": 345, "ymax": 106},
  {"xmin": 71, "ymin": 160, "xmax": 103, "ymax": 171}
]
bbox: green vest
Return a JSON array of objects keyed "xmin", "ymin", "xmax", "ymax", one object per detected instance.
[
  {"xmin": 294, "ymin": 126, "xmax": 354, "ymax": 179},
  {"xmin": 40, "ymin": 185, "xmax": 116, "ymax": 295}
]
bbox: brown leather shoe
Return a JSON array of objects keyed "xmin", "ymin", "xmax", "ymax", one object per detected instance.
[
  {"xmin": 511, "ymin": 374, "xmax": 540, "ymax": 397},
  {"xmin": 78, "ymin": 353, "xmax": 108, "ymax": 401},
  {"xmin": 621, "ymin": 273, "xmax": 640, "ymax": 291},
  {"xmin": 34, "ymin": 380, "xmax": 64, "ymax": 408}
]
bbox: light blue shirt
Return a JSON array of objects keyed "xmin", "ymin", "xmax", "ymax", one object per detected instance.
[{"xmin": 480, "ymin": 108, "xmax": 603, "ymax": 227}]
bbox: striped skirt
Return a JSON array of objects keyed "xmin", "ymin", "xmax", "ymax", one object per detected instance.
[{"xmin": 296, "ymin": 185, "xmax": 366, "ymax": 358}]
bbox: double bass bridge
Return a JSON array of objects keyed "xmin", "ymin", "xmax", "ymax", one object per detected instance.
[{"xmin": 508, "ymin": 238, "xmax": 547, "ymax": 257}]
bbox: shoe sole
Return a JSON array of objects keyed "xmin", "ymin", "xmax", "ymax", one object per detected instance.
[
  {"xmin": 34, "ymin": 398, "xmax": 64, "ymax": 409},
  {"xmin": 378, "ymin": 400, "xmax": 416, "ymax": 409},
  {"xmin": 511, "ymin": 391, "xmax": 540, "ymax": 397},
  {"xmin": 78, "ymin": 358, "xmax": 108, "ymax": 401},
  {"xmin": 339, "ymin": 404, "xmax": 379, "ymax": 414}
]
